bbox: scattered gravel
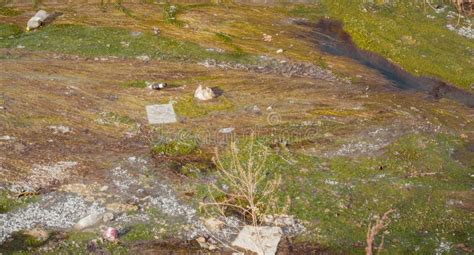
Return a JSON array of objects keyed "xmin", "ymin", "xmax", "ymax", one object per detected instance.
[
  {"xmin": 9, "ymin": 161, "xmax": 78, "ymax": 193},
  {"xmin": 198, "ymin": 58, "xmax": 341, "ymax": 83},
  {"xmin": 0, "ymin": 193, "xmax": 105, "ymax": 244}
]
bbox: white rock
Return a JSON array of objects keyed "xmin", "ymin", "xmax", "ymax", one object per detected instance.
[
  {"xmin": 232, "ymin": 226, "xmax": 282, "ymax": 255},
  {"xmin": 219, "ymin": 127, "xmax": 234, "ymax": 134},
  {"xmin": 34, "ymin": 10, "xmax": 49, "ymax": 21},
  {"xmin": 276, "ymin": 49, "xmax": 284, "ymax": 54},
  {"xmin": 136, "ymin": 55, "xmax": 150, "ymax": 62},
  {"xmin": 26, "ymin": 10, "xmax": 49, "ymax": 31},
  {"xmin": 0, "ymin": 135, "xmax": 15, "ymax": 141},
  {"xmin": 194, "ymin": 85, "xmax": 216, "ymax": 101},
  {"xmin": 74, "ymin": 213, "xmax": 104, "ymax": 230}
]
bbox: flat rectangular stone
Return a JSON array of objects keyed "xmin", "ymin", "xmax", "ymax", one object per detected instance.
[{"xmin": 146, "ymin": 104, "xmax": 177, "ymax": 124}]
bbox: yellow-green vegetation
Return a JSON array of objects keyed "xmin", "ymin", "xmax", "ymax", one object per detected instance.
[
  {"xmin": 0, "ymin": 24, "xmax": 257, "ymax": 64},
  {"xmin": 0, "ymin": 23, "xmax": 22, "ymax": 38},
  {"xmin": 121, "ymin": 80, "xmax": 148, "ymax": 88},
  {"xmin": 197, "ymin": 132, "xmax": 473, "ymax": 253},
  {"xmin": 0, "ymin": 7, "xmax": 23, "ymax": 16},
  {"xmin": 288, "ymin": 1, "xmax": 474, "ymax": 89},
  {"xmin": 174, "ymin": 96, "xmax": 234, "ymax": 117},
  {"xmin": 152, "ymin": 138, "xmax": 199, "ymax": 157},
  {"xmin": 163, "ymin": 3, "xmax": 182, "ymax": 25},
  {"xmin": 0, "ymin": 232, "xmax": 47, "ymax": 254},
  {"xmin": 0, "ymin": 191, "xmax": 37, "ymax": 213}
]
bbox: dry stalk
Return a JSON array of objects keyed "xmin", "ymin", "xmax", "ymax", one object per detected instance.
[
  {"xmin": 201, "ymin": 136, "xmax": 282, "ymax": 226},
  {"xmin": 366, "ymin": 208, "xmax": 396, "ymax": 255}
]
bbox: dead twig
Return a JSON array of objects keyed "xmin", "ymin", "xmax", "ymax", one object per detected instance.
[{"xmin": 366, "ymin": 209, "xmax": 396, "ymax": 255}]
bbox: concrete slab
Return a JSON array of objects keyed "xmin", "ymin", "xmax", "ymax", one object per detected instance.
[{"xmin": 146, "ymin": 104, "xmax": 177, "ymax": 124}]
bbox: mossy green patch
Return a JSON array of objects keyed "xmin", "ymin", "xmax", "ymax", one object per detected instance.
[
  {"xmin": 152, "ymin": 138, "xmax": 199, "ymax": 157},
  {"xmin": 0, "ymin": 232, "xmax": 48, "ymax": 254},
  {"xmin": 174, "ymin": 96, "xmax": 234, "ymax": 117},
  {"xmin": 0, "ymin": 23, "xmax": 23, "ymax": 38},
  {"xmin": 121, "ymin": 80, "xmax": 148, "ymax": 88},
  {"xmin": 318, "ymin": 0, "xmax": 474, "ymax": 89},
  {"xmin": 197, "ymin": 132, "xmax": 473, "ymax": 253},
  {"xmin": 0, "ymin": 24, "xmax": 257, "ymax": 64},
  {"xmin": 0, "ymin": 191, "xmax": 38, "ymax": 213}
]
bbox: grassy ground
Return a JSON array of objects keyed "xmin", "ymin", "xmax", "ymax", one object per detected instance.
[
  {"xmin": 0, "ymin": 1, "xmax": 473, "ymax": 254},
  {"xmin": 199, "ymin": 132, "xmax": 473, "ymax": 254},
  {"xmin": 285, "ymin": 1, "xmax": 474, "ymax": 90}
]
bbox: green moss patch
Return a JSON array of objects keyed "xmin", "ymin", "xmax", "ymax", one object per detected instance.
[
  {"xmin": 0, "ymin": 191, "xmax": 38, "ymax": 213},
  {"xmin": 174, "ymin": 96, "xmax": 234, "ymax": 118},
  {"xmin": 0, "ymin": 23, "xmax": 23, "ymax": 38},
  {"xmin": 152, "ymin": 138, "xmax": 199, "ymax": 157},
  {"xmin": 0, "ymin": 24, "xmax": 256, "ymax": 64},
  {"xmin": 318, "ymin": 1, "xmax": 474, "ymax": 89},
  {"xmin": 121, "ymin": 80, "xmax": 148, "ymax": 88}
]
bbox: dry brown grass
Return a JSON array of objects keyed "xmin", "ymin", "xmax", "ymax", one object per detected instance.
[
  {"xmin": 201, "ymin": 135, "xmax": 282, "ymax": 226},
  {"xmin": 365, "ymin": 208, "xmax": 396, "ymax": 255}
]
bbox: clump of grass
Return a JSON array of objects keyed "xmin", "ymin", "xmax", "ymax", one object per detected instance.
[
  {"xmin": 121, "ymin": 224, "xmax": 155, "ymax": 242},
  {"xmin": 121, "ymin": 80, "xmax": 148, "ymax": 88},
  {"xmin": 202, "ymin": 136, "xmax": 283, "ymax": 225},
  {"xmin": 0, "ymin": 7, "xmax": 23, "ymax": 16},
  {"xmin": 0, "ymin": 191, "xmax": 37, "ymax": 213},
  {"xmin": 152, "ymin": 138, "xmax": 199, "ymax": 157},
  {"xmin": 174, "ymin": 95, "xmax": 234, "ymax": 117},
  {"xmin": 215, "ymin": 32, "xmax": 233, "ymax": 43},
  {"xmin": 163, "ymin": 4, "xmax": 181, "ymax": 25}
]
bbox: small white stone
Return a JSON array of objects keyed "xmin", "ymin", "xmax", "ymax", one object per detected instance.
[{"xmin": 194, "ymin": 85, "xmax": 216, "ymax": 101}]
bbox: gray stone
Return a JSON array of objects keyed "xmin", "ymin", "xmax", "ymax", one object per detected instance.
[
  {"xmin": 146, "ymin": 104, "xmax": 177, "ymax": 124},
  {"xmin": 74, "ymin": 213, "xmax": 104, "ymax": 230},
  {"xmin": 232, "ymin": 226, "xmax": 282, "ymax": 255}
]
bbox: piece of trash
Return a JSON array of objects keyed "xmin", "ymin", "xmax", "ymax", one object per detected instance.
[
  {"xmin": 232, "ymin": 226, "xmax": 282, "ymax": 255},
  {"xmin": 262, "ymin": 33, "xmax": 272, "ymax": 42},
  {"xmin": 103, "ymin": 227, "xmax": 119, "ymax": 241},
  {"xmin": 26, "ymin": 10, "xmax": 49, "ymax": 31},
  {"xmin": 152, "ymin": 27, "xmax": 161, "ymax": 35},
  {"xmin": 194, "ymin": 85, "xmax": 216, "ymax": 101},
  {"xmin": 219, "ymin": 127, "xmax": 234, "ymax": 134},
  {"xmin": 148, "ymin": 82, "xmax": 167, "ymax": 90},
  {"xmin": 276, "ymin": 49, "xmax": 284, "ymax": 54},
  {"xmin": 146, "ymin": 104, "xmax": 177, "ymax": 124}
]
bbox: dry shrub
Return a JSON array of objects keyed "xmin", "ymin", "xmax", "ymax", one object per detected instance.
[
  {"xmin": 366, "ymin": 208, "xmax": 396, "ymax": 255},
  {"xmin": 201, "ymin": 136, "xmax": 282, "ymax": 226}
]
